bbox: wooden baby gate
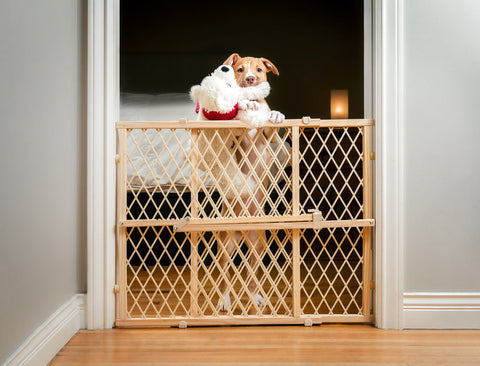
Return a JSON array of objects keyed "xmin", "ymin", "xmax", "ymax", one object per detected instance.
[{"xmin": 115, "ymin": 118, "xmax": 375, "ymax": 327}]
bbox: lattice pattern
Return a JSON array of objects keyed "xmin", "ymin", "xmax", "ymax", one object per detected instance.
[
  {"xmin": 117, "ymin": 120, "xmax": 374, "ymax": 326},
  {"xmin": 126, "ymin": 129, "xmax": 192, "ymax": 221},
  {"xmin": 126, "ymin": 226, "xmax": 191, "ymax": 318},
  {"xmin": 300, "ymin": 227, "xmax": 364, "ymax": 315},
  {"xmin": 124, "ymin": 127, "xmax": 292, "ymax": 221},
  {"xmin": 125, "ymin": 227, "xmax": 292, "ymax": 318},
  {"xmin": 299, "ymin": 127, "xmax": 364, "ymax": 220},
  {"xmin": 192, "ymin": 128, "xmax": 293, "ymax": 218},
  {"xmin": 195, "ymin": 230, "xmax": 292, "ymax": 317}
]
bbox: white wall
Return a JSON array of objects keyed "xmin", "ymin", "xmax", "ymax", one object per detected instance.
[
  {"xmin": 401, "ymin": 0, "xmax": 480, "ymax": 326},
  {"xmin": 0, "ymin": 0, "xmax": 86, "ymax": 362},
  {"xmin": 402, "ymin": 0, "xmax": 480, "ymax": 291}
]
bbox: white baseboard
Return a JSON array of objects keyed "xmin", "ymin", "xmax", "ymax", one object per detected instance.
[
  {"xmin": 403, "ymin": 292, "xmax": 480, "ymax": 329},
  {"xmin": 3, "ymin": 294, "xmax": 86, "ymax": 366}
]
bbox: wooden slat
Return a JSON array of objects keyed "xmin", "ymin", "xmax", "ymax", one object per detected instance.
[
  {"xmin": 116, "ymin": 314, "xmax": 373, "ymax": 328},
  {"xmin": 362, "ymin": 126, "xmax": 373, "ymax": 316},
  {"xmin": 116, "ymin": 129, "xmax": 128, "ymax": 320},
  {"xmin": 291, "ymin": 126, "xmax": 301, "ymax": 318},
  {"xmin": 189, "ymin": 128, "xmax": 200, "ymax": 317},
  {"xmin": 116, "ymin": 119, "xmax": 374, "ymax": 130},
  {"xmin": 119, "ymin": 219, "xmax": 180, "ymax": 227}
]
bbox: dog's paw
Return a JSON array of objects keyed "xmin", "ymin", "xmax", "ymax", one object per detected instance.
[
  {"xmin": 238, "ymin": 100, "xmax": 248, "ymax": 110},
  {"xmin": 269, "ymin": 110, "xmax": 285, "ymax": 124},
  {"xmin": 217, "ymin": 293, "xmax": 231, "ymax": 312},
  {"xmin": 252, "ymin": 293, "xmax": 267, "ymax": 307},
  {"xmin": 247, "ymin": 128, "xmax": 258, "ymax": 139},
  {"xmin": 239, "ymin": 100, "xmax": 260, "ymax": 111}
]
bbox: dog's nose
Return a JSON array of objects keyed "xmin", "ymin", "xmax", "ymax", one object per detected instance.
[
  {"xmin": 246, "ymin": 76, "xmax": 256, "ymax": 85},
  {"xmin": 221, "ymin": 66, "xmax": 230, "ymax": 72}
]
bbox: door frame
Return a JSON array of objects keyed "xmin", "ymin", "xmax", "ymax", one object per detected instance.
[{"xmin": 86, "ymin": 0, "xmax": 403, "ymax": 329}]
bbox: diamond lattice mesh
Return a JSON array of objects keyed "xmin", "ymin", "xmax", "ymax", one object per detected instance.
[
  {"xmin": 195, "ymin": 230, "xmax": 293, "ymax": 317},
  {"xmin": 126, "ymin": 128, "xmax": 192, "ymax": 221},
  {"xmin": 124, "ymin": 128, "xmax": 293, "ymax": 221},
  {"xmin": 299, "ymin": 127, "xmax": 364, "ymax": 220},
  {"xmin": 125, "ymin": 227, "xmax": 293, "ymax": 318},
  {"xmin": 118, "ymin": 122, "xmax": 372, "ymax": 324},
  {"xmin": 126, "ymin": 226, "xmax": 192, "ymax": 318},
  {"xmin": 299, "ymin": 227, "xmax": 364, "ymax": 315}
]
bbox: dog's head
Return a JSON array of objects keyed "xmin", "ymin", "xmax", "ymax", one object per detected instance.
[{"xmin": 224, "ymin": 53, "xmax": 279, "ymax": 87}]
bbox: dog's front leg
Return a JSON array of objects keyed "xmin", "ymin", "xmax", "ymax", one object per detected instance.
[
  {"xmin": 246, "ymin": 230, "xmax": 267, "ymax": 310},
  {"xmin": 217, "ymin": 225, "xmax": 240, "ymax": 312}
]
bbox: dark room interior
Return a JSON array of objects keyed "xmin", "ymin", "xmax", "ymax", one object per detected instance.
[{"xmin": 120, "ymin": 0, "xmax": 364, "ymax": 120}]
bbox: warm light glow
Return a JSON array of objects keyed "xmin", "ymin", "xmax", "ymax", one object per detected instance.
[{"xmin": 331, "ymin": 90, "xmax": 349, "ymax": 119}]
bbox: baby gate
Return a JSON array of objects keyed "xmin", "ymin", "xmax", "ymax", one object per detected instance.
[{"xmin": 115, "ymin": 118, "xmax": 375, "ymax": 327}]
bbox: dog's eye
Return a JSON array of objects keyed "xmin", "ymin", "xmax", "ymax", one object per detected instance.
[
  {"xmin": 237, "ymin": 67, "xmax": 244, "ymax": 72},
  {"xmin": 257, "ymin": 68, "xmax": 263, "ymax": 72}
]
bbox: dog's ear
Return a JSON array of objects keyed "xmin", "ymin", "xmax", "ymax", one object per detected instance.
[
  {"xmin": 224, "ymin": 53, "xmax": 240, "ymax": 67},
  {"xmin": 261, "ymin": 58, "xmax": 279, "ymax": 76}
]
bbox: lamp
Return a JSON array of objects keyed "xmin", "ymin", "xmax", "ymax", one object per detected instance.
[{"xmin": 330, "ymin": 89, "xmax": 348, "ymax": 119}]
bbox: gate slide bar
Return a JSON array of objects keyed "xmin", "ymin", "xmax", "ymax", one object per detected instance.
[
  {"xmin": 120, "ymin": 214, "xmax": 312, "ymax": 228},
  {"xmin": 174, "ymin": 218, "xmax": 375, "ymax": 232},
  {"xmin": 118, "ymin": 216, "xmax": 375, "ymax": 231}
]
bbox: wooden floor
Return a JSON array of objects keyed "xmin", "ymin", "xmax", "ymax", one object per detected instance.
[{"xmin": 49, "ymin": 325, "xmax": 480, "ymax": 365}]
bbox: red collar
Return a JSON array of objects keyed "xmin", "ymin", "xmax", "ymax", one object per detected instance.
[{"xmin": 195, "ymin": 101, "xmax": 239, "ymax": 120}]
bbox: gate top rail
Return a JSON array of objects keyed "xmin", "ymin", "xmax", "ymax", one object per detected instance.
[{"xmin": 116, "ymin": 118, "xmax": 374, "ymax": 130}]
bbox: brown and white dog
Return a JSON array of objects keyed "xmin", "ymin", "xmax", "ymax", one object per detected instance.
[{"xmin": 217, "ymin": 53, "xmax": 284, "ymax": 312}]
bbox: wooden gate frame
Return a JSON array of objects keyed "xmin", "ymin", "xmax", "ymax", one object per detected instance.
[{"xmin": 115, "ymin": 118, "xmax": 375, "ymax": 327}]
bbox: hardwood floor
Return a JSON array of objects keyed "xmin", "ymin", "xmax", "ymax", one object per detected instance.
[{"xmin": 50, "ymin": 325, "xmax": 480, "ymax": 365}]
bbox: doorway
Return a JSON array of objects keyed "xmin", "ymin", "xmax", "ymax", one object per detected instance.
[{"xmin": 116, "ymin": 0, "xmax": 373, "ymax": 327}]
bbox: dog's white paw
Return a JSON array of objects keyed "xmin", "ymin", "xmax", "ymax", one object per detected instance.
[
  {"xmin": 269, "ymin": 110, "xmax": 285, "ymax": 124},
  {"xmin": 239, "ymin": 100, "xmax": 260, "ymax": 111},
  {"xmin": 247, "ymin": 128, "xmax": 258, "ymax": 139},
  {"xmin": 238, "ymin": 100, "xmax": 248, "ymax": 110},
  {"xmin": 252, "ymin": 293, "xmax": 267, "ymax": 307},
  {"xmin": 217, "ymin": 293, "xmax": 231, "ymax": 312}
]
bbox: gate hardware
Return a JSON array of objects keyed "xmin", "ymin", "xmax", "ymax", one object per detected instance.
[
  {"xmin": 302, "ymin": 116, "xmax": 311, "ymax": 125},
  {"xmin": 174, "ymin": 217, "xmax": 191, "ymax": 231},
  {"xmin": 308, "ymin": 209, "xmax": 324, "ymax": 229}
]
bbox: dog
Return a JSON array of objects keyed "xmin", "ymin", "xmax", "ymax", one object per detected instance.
[{"xmin": 216, "ymin": 53, "xmax": 285, "ymax": 313}]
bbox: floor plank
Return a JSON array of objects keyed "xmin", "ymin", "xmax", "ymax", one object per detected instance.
[{"xmin": 49, "ymin": 325, "xmax": 480, "ymax": 365}]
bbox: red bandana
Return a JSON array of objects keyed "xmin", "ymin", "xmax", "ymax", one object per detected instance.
[{"xmin": 195, "ymin": 101, "xmax": 239, "ymax": 120}]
